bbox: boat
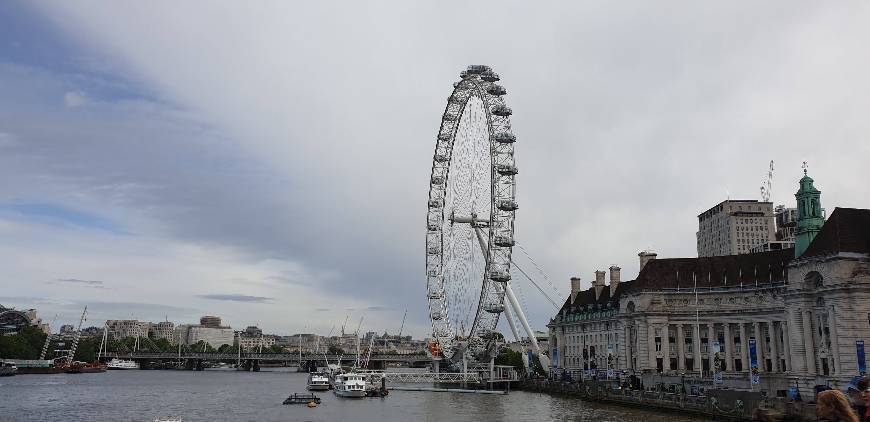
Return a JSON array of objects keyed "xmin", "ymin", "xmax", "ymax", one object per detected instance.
[
  {"xmin": 307, "ymin": 371, "xmax": 331, "ymax": 391},
  {"xmin": 0, "ymin": 361, "xmax": 17, "ymax": 376},
  {"xmin": 6, "ymin": 359, "xmax": 64, "ymax": 374},
  {"xmin": 66, "ymin": 361, "xmax": 107, "ymax": 374},
  {"xmin": 282, "ymin": 393, "xmax": 322, "ymax": 405},
  {"xmin": 333, "ymin": 372, "xmax": 367, "ymax": 398},
  {"xmin": 107, "ymin": 358, "xmax": 140, "ymax": 370}
]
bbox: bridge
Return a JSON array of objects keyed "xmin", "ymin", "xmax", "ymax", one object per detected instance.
[{"xmin": 100, "ymin": 352, "xmax": 431, "ymax": 371}]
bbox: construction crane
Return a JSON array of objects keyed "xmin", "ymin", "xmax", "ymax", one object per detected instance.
[
  {"xmin": 760, "ymin": 160, "xmax": 774, "ymax": 202},
  {"xmin": 67, "ymin": 306, "xmax": 88, "ymax": 363}
]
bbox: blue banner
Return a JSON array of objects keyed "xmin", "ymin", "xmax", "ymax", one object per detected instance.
[
  {"xmin": 858, "ymin": 340, "xmax": 866, "ymax": 376},
  {"xmin": 552, "ymin": 348, "xmax": 558, "ymax": 368},
  {"xmin": 749, "ymin": 338, "xmax": 759, "ymax": 385}
]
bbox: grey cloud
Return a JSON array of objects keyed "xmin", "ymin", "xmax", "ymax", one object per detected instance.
[
  {"xmin": 55, "ymin": 278, "xmax": 106, "ymax": 288},
  {"xmin": 197, "ymin": 294, "xmax": 274, "ymax": 304},
  {"xmin": 364, "ymin": 306, "xmax": 388, "ymax": 312}
]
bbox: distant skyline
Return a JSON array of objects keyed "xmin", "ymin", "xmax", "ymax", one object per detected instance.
[{"xmin": 2, "ymin": 1, "xmax": 870, "ymax": 337}]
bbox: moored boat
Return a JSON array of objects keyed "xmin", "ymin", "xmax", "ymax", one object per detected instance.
[
  {"xmin": 107, "ymin": 358, "xmax": 140, "ymax": 370},
  {"xmin": 66, "ymin": 361, "xmax": 107, "ymax": 373},
  {"xmin": 0, "ymin": 361, "xmax": 17, "ymax": 376},
  {"xmin": 6, "ymin": 359, "xmax": 64, "ymax": 374},
  {"xmin": 333, "ymin": 372, "xmax": 367, "ymax": 398},
  {"xmin": 307, "ymin": 371, "xmax": 331, "ymax": 391}
]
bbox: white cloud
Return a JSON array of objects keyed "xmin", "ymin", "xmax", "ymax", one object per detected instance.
[{"xmin": 63, "ymin": 90, "xmax": 87, "ymax": 107}]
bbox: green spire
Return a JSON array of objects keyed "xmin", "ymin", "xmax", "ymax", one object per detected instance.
[{"xmin": 794, "ymin": 167, "xmax": 823, "ymax": 257}]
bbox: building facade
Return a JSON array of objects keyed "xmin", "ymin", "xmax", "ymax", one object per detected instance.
[
  {"xmin": 697, "ymin": 200, "xmax": 775, "ymax": 257},
  {"xmin": 106, "ymin": 319, "xmax": 151, "ymax": 340},
  {"xmin": 149, "ymin": 321, "xmax": 175, "ymax": 342},
  {"xmin": 551, "ymin": 173, "xmax": 870, "ymax": 397}
]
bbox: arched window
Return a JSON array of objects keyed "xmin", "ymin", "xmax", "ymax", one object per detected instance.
[
  {"xmin": 804, "ymin": 271, "xmax": 823, "ymax": 289},
  {"xmin": 626, "ymin": 301, "xmax": 636, "ymax": 313}
]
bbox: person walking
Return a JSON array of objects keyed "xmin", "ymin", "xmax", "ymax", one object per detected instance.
[
  {"xmin": 817, "ymin": 390, "xmax": 860, "ymax": 422},
  {"xmin": 859, "ymin": 377, "xmax": 870, "ymax": 422}
]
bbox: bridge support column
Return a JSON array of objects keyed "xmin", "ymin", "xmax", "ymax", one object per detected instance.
[
  {"xmin": 253, "ymin": 360, "xmax": 260, "ymax": 372},
  {"xmin": 195, "ymin": 359, "xmax": 204, "ymax": 371}
]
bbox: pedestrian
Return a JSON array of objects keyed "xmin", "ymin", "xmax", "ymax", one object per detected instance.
[
  {"xmin": 817, "ymin": 390, "xmax": 859, "ymax": 422},
  {"xmin": 859, "ymin": 377, "xmax": 870, "ymax": 422}
]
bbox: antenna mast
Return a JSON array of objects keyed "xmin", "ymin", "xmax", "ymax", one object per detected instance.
[{"xmin": 760, "ymin": 160, "xmax": 774, "ymax": 202}]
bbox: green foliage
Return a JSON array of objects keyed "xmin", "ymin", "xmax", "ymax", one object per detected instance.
[
  {"xmin": 327, "ymin": 344, "xmax": 343, "ymax": 355},
  {"xmin": 73, "ymin": 337, "xmax": 100, "ymax": 362},
  {"xmin": 0, "ymin": 326, "xmax": 48, "ymax": 359},
  {"xmin": 495, "ymin": 348, "xmax": 526, "ymax": 376},
  {"xmin": 217, "ymin": 343, "xmax": 236, "ymax": 353}
]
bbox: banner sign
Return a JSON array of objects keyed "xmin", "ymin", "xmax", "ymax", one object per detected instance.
[
  {"xmin": 713, "ymin": 341, "xmax": 723, "ymax": 384},
  {"xmin": 858, "ymin": 340, "xmax": 866, "ymax": 376},
  {"xmin": 552, "ymin": 348, "xmax": 558, "ymax": 368},
  {"xmin": 749, "ymin": 338, "xmax": 759, "ymax": 385}
]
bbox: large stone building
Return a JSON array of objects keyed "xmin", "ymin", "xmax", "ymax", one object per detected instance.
[
  {"xmin": 175, "ymin": 316, "xmax": 235, "ymax": 348},
  {"xmin": 697, "ymin": 199, "xmax": 776, "ymax": 257},
  {"xmin": 106, "ymin": 319, "xmax": 151, "ymax": 340},
  {"xmin": 550, "ymin": 172, "xmax": 870, "ymax": 397}
]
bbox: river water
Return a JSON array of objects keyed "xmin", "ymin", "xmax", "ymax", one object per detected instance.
[{"xmin": 0, "ymin": 368, "xmax": 708, "ymax": 422}]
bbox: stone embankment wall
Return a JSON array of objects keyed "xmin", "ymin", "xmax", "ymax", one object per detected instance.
[{"xmin": 517, "ymin": 379, "xmax": 816, "ymax": 421}]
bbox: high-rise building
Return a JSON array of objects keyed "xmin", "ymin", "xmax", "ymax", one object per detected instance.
[
  {"xmin": 200, "ymin": 315, "xmax": 222, "ymax": 328},
  {"xmin": 696, "ymin": 200, "xmax": 775, "ymax": 257}
]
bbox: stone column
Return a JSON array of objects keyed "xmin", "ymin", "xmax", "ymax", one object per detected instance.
[
  {"xmin": 770, "ymin": 321, "xmax": 780, "ymax": 372},
  {"xmin": 662, "ymin": 325, "xmax": 671, "ymax": 372},
  {"xmin": 707, "ymin": 322, "xmax": 715, "ymax": 374},
  {"xmin": 624, "ymin": 324, "xmax": 632, "ymax": 370},
  {"xmin": 693, "ymin": 324, "xmax": 702, "ymax": 372},
  {"xmin": 637, "ymin": 320, "xmax": 648, "ymax": 370},
  {"xmin": 782, "ymin": 320, "xmax": 791, "ymax": 372},
  {"xmin": 723, "ymin": 323, "xmax": 733, "ymax": 372},
  {"xmin": 648, "ymin": 322, "xmax": 657, "ymax": 372},
  {"xmin": 677, "ymin": 323, "xmax": 685, "ymax": 371},
  {"xmin": 829, "ymin": 306, "xmax": 841, "ymax": 375},
  {"xmin": 803, "ymin": 310, "xmax": 817, "ymax": 374},
  {"xmin": 753, "ymin": 321, "xmax": 764, "ymax": 372},
  {"xmin": 739, "ymin": 323, "xmax": 749, "ymax": 372}
]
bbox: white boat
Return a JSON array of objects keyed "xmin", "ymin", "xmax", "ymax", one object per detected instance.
[
  {"xmin": 333, "ymin": 372, "xmax": 367, "ymax": 398},
  {"xmin": 307, "ymin": 372, "xmax": 331, "ymax": 391},
  {"xmin": 107, "ymin": 358, "xmax": 140, "ymax": 370},
  {"xmin": 0, "ymin": 361, "xmax": 17, "ymax": 376}
]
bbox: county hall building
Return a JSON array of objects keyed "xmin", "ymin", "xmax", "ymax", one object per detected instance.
[{"xmin": 548, "ymin": 172, "xmax": 870, "ymax": 397}]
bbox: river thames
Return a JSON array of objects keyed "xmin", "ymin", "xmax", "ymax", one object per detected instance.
[{"xmin": 0, "ymin": 368, "xmax": 708, "ymax": 421}]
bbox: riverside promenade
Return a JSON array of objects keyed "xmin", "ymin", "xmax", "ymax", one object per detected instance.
[{"xmin": 517, "ymin": 379, "xmax": 818, "ymax": 421}]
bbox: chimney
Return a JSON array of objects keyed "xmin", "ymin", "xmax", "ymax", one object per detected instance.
[
  {"xmin": 609, "ymin": 265, "xmax": 621, "ymax": 293},
  {"xmin": 594, "ymin": 270, "xmax": 606, "ymax": 299},
  {"xmin": 570, "ymin": 277, "xmax": 582, "ymax": 302},
  {"xmin": 638, "ymin": 250, "xmax": 657, "ymax": 272}
]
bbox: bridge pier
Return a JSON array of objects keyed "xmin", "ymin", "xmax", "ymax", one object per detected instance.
[
  {"xmin": 252, "ymin": 360, "xmax": 260, "ymax": 372},
  {"xmin": 195, "ymin": 359, "xmax": 204, "ymax": 371}
]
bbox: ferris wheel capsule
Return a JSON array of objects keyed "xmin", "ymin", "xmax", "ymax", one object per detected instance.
[
  {"xmin": 497, "ymin": 199, "xmax": 519, "ymax": 211},
  {"xmin": 481, "ymin": 71, "xmax": 500, "ymax": 82},
  {"xmin": 493, "ymin": 133, "xmax": 516, "ymax": 143},
  {"xmin": 496, "ymin": 164, "xmax": 518, "ymax": 176},
  {"xmin": 491, "ymin": 105, "xmax": 512, "ymax": 116},
  {"xmin": 487, "ymin": 85, "xmax": 507, "ymax": 96}
]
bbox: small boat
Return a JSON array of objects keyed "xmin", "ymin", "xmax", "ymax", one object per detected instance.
[
  {"xmin": 107, "ymin": 358, "xmax": 140, "ymax": 370},
  {"xmin": 0, "ymin": 361, "xmax": 17, "ymax": 377},
  {"xmin": 307, "ymin": 372, "xmax": 331, "ymax": 391},
  {"xmin": 333, "ymin": 372, "xmax": 367, "ymax": 398},
  {"xmin": 282, "ymin": 393, "xmax": 322, "ymax": 405},
  {"xmin": 66, "ymin": 361, "xmax": 107, "ymax": 374}
]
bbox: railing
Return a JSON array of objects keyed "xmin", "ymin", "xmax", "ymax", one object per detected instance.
[{"xmin": 99, "ymin": 352, "xmax": 429, "ymax": 362}]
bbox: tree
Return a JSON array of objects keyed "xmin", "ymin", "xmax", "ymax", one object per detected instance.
[
  {"xmin": 327, "ymin": 344, "xmax": 343, "ymax": 355},
  {"xmin": 0, "ymin": 326, "xmax": 48, "ymax": 359},
  {"xmin": 495, "ymin": 348, "xmax": 526, "ymax": 376}
]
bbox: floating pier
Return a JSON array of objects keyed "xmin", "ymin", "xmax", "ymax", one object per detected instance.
[{"xmin": 391, "ymin": 386, "xmax": 507, "ymax": 395}]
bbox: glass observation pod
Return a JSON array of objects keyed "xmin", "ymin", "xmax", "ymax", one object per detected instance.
[
  {"xmin": 496, "ymin": 164, "xmax": 518, "ymax": 176},
  {"xmin": 459, "ymin": 70, "xmax": 469, "ymax": 78},
  {"xmin": 491, "ymin": 105, "xmax": 512, "ymax": 116},
  {"xmin": 489, "ymin": 270, "xmax": 511, "ymax": 283},
  {"xmin": 431, "ymin": 175, "xmax": 445, "ymax": 185},
  {"xmin": 493, "ymin": 133, "xmax": 516, "ymax": 143},
  {"xmin": 494, "ymin": 235, "xmax": 515, "ymax": 247},
  {"xmin": 484, "ymin": 302, "xmax": 505, "ymax": 313},
  {"xmin": 497, "ymin": 199, "xmax": 519, "ymax": 211},
  {"xmin": 466, "ymin": 65, "xmax": 491, "ymax": 74},
  {"xmin": 487, "ymin": 84, "xmax": 507, "ymax": 96},
  {"xmin": 481, "ymin": 71, "xmax": 500, "ymax": 82}
]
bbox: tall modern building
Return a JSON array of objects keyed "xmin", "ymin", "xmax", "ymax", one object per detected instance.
[{"xmin": 696, "ymin": 200, "xmax": 775, "ymax": 257}]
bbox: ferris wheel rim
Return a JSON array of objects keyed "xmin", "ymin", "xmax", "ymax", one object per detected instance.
[{"xmin": 425, "ymin": 65, "xmax": 517, "ymax": 363}]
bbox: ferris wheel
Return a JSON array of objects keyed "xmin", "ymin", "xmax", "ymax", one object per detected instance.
[{"xmin": 425, "ymin": 65, "xmax": 546, "ymax": 366}]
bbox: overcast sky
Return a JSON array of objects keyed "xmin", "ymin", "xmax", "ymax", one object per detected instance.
[{"xmin": 1, "ymin": 1, "xmax": 868, "ymax": 337}]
